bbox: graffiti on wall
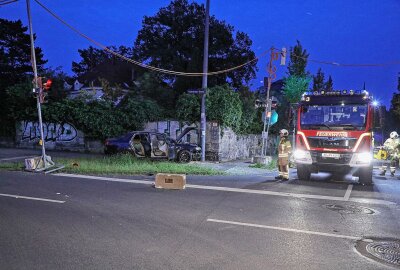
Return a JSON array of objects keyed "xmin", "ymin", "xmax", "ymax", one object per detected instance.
[{"xmin": 21, "ymin": 121, "xmax": 78, "ymax": 142}]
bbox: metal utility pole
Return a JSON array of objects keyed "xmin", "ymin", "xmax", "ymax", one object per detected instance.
[
  {"xmin": 200, "ymin": 0, "xmax": 210, "ymax": 162},
  {"xmin": 260, "ymin": 47, "xmax": 286, "ymax": 157},
  {"xmin": 26, "ymin": 0, "xmax": 50, "ymax": 169},
  {"xmin": 261, "ymin": 48, "xmax": 278, "ymax": 157}
]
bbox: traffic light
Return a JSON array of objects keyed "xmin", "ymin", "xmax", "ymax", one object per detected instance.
[
  {"xmin": 35, "ymin": 77, "xmax": 52, "ymax": 103},
  {"xmin": 43, "ymin": 78, "xmax": 52, "ymax": 91}
]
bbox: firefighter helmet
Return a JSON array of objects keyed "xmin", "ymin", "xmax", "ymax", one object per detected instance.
[
  {"xmin": 280, "ymin": 129, "xmax": 289, "ymax": 136},
  {"xmin": 390, "ymin": 131, "xmax": 399, "ymax": 139}
]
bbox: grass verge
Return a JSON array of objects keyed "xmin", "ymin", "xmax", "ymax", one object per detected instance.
[
  {"xmin": 54, "ymin": 154, "xmax": 223, "ymax": 175},
  {"xmin": 0, "ymin": 162, "xmax": 24, "ymax": 171},
  {"xmin": 249, "ymin": 158, "xmax": 277, "ymax": 170}
]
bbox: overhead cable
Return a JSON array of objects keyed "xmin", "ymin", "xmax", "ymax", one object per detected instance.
[{"xmin": 34, "ymin": 0, "xmax": 266, "ymax": 77}]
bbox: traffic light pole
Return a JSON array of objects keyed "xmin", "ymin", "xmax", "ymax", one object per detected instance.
[
  {"xmin": 260, "ymin": 77, "xmax": 271, "ymax": 157},
  {"xmin": 26, "ymin": 0, "xmax": 49, "ymax": 169},
  {"xmin": 200, "ymin": 0, "xmax": 210, "ymax": 162}
]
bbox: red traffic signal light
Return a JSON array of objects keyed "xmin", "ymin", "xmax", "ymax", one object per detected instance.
[{"xmin": 43, "ymin": 79, "xmax": 52, "ymax": 91}]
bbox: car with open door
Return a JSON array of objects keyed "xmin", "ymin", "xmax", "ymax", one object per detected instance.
[{"xmin": 104, "ymin": 127, "xmax": 201, "ymax": 163}]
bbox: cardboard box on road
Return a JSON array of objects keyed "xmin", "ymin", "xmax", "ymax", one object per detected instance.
[{"xmin": 155, "ymin": 173, "xmax": 186, "ymax": 190}]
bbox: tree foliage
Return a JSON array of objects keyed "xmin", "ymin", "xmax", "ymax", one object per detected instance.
[
  {"xmin": 0, "ymin": 19, "xmax": 47, "ymax": 136},
  {"xmin": 133, "ymin": 0, "xmax": 257, "ymax": 97},
  {"xmin": 134, "ymin": 72, "xmax": 175, "ymax": 115},
  {"xmin": 237, "ymin": 86, "xmax": 261, "ymax": 134},
  {"xmin": 283, "ymin": 76, "xmax": 311, "ymax": 103},
  {"xmin": 41, "ymin": 98, "xmax": 162, "ymax": 139},
  {"xmin": 5, "ymin": 82, "xmax": 162, "ymax": 139},
  {"xmin": 325, "ymin": 75, "xmax": 333, "ymax": 92},
  {"xmin": 176, "ymin": 93, "xmax": 201, "ymax": 123},
  {"xmin": 0, "ymin": 19, "xmax": 47, "ymax": 88},
  {"xmin": 312, "ymin": 68, "xmax": 325, "ymax": 92},
  {"xmin": 206, "ymin": 85, "xmax": 242, "ymax": 132},
  {"xmin": 287, "ymin": 40, "xmax": 309, "ymax": 77},
  {"xmin": 176, "ymin": 85, "xmax": 260, "ymax": 133},
  {"xmin": 72, "ymin": 45, "xmax": 134, "ymax": 85},
  {"xmin": 312, "ymin": 69, "xmax": 334, "ymax": 92}
]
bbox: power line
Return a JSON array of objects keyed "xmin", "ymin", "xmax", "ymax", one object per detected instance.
[
  {"xmin": 289, "ymin": 50, "xmax": 400, "ymax": 67},
  {"xmin": 34, "ymin": 0, "xmax": 266, "ymax": 77},
  {"xmin": 0, "ymin": 0, "xmax": 18, "ymax": 6}
]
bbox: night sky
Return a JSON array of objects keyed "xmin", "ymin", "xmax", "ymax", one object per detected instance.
[{"xmin": 1, "ymin": 0, "xmax": 400, "ymax": 107}]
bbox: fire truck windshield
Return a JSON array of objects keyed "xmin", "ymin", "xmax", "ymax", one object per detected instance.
[{"xmin": 300, "ymin": 104, "xmax": 367, "ymax": 130}]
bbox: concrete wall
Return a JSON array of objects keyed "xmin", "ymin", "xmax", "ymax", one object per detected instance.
[
  {"xmin": 145, "ymin": 120, "xmax": 278, "ymax": 162},
  {"xmin": 13, "ymin": 120, "xmax": 278, "ymax": 159},
  {"xmin": 206, "ymin": 122, "xmax": 278, "ymax": 162}
]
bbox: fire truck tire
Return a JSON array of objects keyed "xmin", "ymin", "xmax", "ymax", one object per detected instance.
[
  {"xmin": 297, "ymin": 165, "xmax": 311, "ymax": 181},
  {"xmin": 359, "ymin": 167, "xmax": 373, "ymax": 185}
]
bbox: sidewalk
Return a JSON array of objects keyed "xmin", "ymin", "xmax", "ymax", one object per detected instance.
[{"xmin": 194, "ymin": 159, "xmax": 277, "ymax": 176}]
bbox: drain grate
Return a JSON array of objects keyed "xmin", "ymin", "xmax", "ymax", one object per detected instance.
[
  {"xmin": 323, "ymin": 204, "xmax": 377, "ymax": 215},
  {"xmin": 356, "ymin": 239, "xmax": 400, "ymax": 268},
  {"xmin": 366, "ymin": 241, "xmax": 400, "ymax": 266}
]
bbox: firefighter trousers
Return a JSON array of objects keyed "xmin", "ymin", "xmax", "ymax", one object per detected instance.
[
  {"xmin": 380, "ymin": 159, "xmax": 398, "ymax": 175},
  {"xmin": 278, "ymin": 164, "xmax": 289, "ymax": 180}
]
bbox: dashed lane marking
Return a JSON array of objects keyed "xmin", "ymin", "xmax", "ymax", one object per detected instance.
[
  {"xmin": 207, "ymin": 218, "xmax": 361, "ymax": 240},
  {"xmin": 344, "ymin": 184, "xmax": 353, "ymax": 201},
  {"xmin": 0, "ymin": 193, "xmax": 65, "ymax": 203},
  {"xmin": 55, "ymin": 173, "xmax": 396, "ymax": 206}
]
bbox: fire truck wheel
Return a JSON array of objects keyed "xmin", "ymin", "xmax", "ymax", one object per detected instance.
[
  {"xmin": 297, "ymin": 165, "xmax": 311, "ymax": 181},
  {"xmin": 359, "ymin": 168, "xmax": 373, "ymax": 185}
]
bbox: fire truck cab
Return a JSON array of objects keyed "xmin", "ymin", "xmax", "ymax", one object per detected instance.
[{"xmin": 294, "ymin": 90, "xmax": 376, "ymax": 184}]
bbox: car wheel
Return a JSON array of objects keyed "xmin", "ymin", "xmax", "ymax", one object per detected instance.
[{"xmin": 178, "ymin": 150, "xmax": 191, "ymax": 163}]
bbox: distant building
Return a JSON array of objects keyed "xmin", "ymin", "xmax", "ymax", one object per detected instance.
[{"xmin": 63, "ymin": 79, "xmax": 129, "ymax": 105}]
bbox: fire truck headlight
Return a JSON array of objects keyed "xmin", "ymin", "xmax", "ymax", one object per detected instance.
[
  {"xmin": 349, "ymin": 152, "xmax": 372, "ymax": 167},
  {"xmin": 294, "ymin": 150, "xmax": 312, "ymax": 164}
]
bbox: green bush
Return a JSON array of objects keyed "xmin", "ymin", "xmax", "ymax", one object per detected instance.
[{"xmin": 206, "ymin": 85, "xmax": 243, "ymax": 132}]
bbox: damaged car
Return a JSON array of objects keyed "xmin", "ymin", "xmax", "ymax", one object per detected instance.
[{"xmin": 104, "ymin": 127, "xmax": 201, "ymax": 163}]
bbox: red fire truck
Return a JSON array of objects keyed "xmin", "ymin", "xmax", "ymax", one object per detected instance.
[{"xmin": 293, "ymin": 90, "xmax": 377, "ymax": 184}]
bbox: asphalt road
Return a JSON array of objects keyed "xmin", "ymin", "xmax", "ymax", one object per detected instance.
[{"xmin": 1, "ymin": 163, "xmax": 400, "ymax": 270}]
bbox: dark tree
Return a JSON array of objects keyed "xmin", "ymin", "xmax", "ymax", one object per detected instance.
[
  {"xmin": 325, "ymin": 75, "xmax": 333, "ymax": 92},
  {"xmin": 312, "ymin": 68, "xmax": 325, "ymax": 92},
  {"xmin": 133, "ymin": 0, "xmax": 257, "ymax": 97},
  {"xmin": 0, "ymin": 19, "xmax": 47, "ymax": 136},
  {"xmin": 72, "ymin": 45, "xmax": 134, "ymax": 85},
  {"xmin": 0, "ymin": 19, "xmax": 47, "ymax": 88},
  {"xmin": 287, "ymin": 40, "xmax": 309, "ymax": 77}
]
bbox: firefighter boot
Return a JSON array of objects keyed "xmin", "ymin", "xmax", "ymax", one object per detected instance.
[{"xmin": 390, "ymin": 168, "xmax": 396, "ymax": 177}]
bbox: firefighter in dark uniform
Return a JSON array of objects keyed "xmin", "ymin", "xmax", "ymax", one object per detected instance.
[{"xmin": 275, "ymin": 129, "xmax": 292, "ymax": 180}]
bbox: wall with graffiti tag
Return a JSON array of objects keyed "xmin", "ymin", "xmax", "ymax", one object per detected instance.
[{"xmin": 16, "ymin": 121, "xmax": 87, "ymax": 151}]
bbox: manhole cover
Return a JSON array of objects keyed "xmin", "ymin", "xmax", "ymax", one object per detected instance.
[
  {"xmin": 356, "ymin": 239, "xmax": 400, "ymax": 268},
  {"xmin": 323, "ymin": 204, "xmax": 377, "ymax": 215}
]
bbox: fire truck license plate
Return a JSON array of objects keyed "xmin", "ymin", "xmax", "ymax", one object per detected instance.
[{"xmin": 322, "ymin": 153, "xmax": 340, "ymax": 159}]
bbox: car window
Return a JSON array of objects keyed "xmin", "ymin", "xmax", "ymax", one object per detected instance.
[{"xmin": 140, "ymin": 133, "xmax": 149, "ymax": 142}]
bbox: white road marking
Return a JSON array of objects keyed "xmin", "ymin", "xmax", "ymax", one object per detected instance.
[
  {"xmin": 207, "ymin": 218, "xmax": 361, "ymax": 240},
  {"xmin": 0, "ymin": 193, "xmax": 65, "ymax": 203},
  {"xmin": 56, "ymin": 173, "xmax": 154, "ymax": 185},
  {"xmin": 0, "ymin": 156, "xmax": 34, "ymax": 161},
  {"xmin": 55, "ymin": 173, "xmax": 396, "ymax": 206},
  {"xmin": 344, "ymin": 184, "xmax": 353, "ymax": 201}
]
